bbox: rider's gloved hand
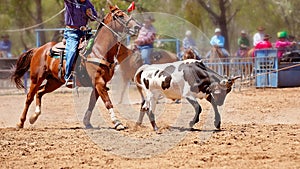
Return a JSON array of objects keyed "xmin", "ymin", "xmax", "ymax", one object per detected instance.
[{"xmin": 86, "ymin": 8, "xmax": 97, "ymax": 21}]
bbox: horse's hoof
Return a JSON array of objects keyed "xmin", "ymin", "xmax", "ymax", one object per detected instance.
[
  {"xmin": 115, "ymin": 124, "xmax": 125, "ymax": 131},
  {"xmin": 154, "ymin": 127, "xmax": 162, "ymax": 134},
  {"xmin": 114, "ymin": 120, "xmax": 125, "ymax": 131},
  {"xmin": 29, "ymin": 113, "xmax": 40, "ymax": 124},
  {"xmin": 16, "ymin": 123, "xmax": 24, "ymax": 129}
]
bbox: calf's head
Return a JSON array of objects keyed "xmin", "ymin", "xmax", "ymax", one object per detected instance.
[{"xmin": 210, "ymin": 76, "xmax": 240, "ymax": 106}]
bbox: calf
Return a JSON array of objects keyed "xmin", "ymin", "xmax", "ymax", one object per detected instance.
[{"xmin": 134, "ymin": 59, "xmax": 239, "ymax": 131}]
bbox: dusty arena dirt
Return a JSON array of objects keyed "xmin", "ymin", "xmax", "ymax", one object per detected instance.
[{"xmin": 0, "ymin": 86, "xmax": 299, "ymax": 169}]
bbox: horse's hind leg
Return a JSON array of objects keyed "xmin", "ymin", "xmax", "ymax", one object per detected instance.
[
  {"xmin": 29, "ymin": 78, "xmax": 63, "ymax": 124},
  {"xmin": 17, "ymin": 81, "xmax": 43, "ymax": 128}
]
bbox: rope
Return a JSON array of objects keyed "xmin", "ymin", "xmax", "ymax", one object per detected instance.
[
  {"xmin": 2, "ymin": 8, "xmax": 65, "ymax": 33},
  {"xmin": 255, "ymin": 62, "xmax": 300, "ymax": 77}
]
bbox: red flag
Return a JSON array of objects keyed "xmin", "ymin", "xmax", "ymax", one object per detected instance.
[{"xmin": 127, "ymin": 1, "xmax": 135, "ymax": 13}]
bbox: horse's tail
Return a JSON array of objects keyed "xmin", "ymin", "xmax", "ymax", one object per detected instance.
[{"xmin": 11, "ymin": 48, "xmax": 35, "ymax": 89}]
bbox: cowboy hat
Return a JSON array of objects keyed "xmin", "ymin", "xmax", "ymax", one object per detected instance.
[
  {"xmin": 215, "ymin": 28, "xmax": 221, "ymax": 33},
  {"xmin": 263, "ymin": 34, "xmax": 271, "ymax": 40},
  {"xmin": 144, "ymin": 15, "xmax": 155, "ymax": 22},
  {"xmin": 257, "ymin": 26, "xmax": 265, "ymax": 31}
]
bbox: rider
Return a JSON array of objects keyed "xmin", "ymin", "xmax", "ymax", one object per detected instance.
[
  {"xmin": 64, "ymin": 0, "xmax": 97, "ymax": 86},
  {"xmin": 134, "ymin": 16, "xmax": 156, "ymax": 65},
  {"xmin": 208, "ymin": 28, "xmax": 230, "ymax": 58},
  {"xmin": 237, "ymin": 30, "xmax": 250, "ymax": 57},
  {"xmin": 275, "ymin": 31, "xmax": 296, "ymax": 59},
  {"xmin": 181, "ymin": 30, "xmax": 200, "ymax": 60}
]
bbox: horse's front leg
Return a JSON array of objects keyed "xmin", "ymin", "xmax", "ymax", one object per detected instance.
[
  {"xmin": 83, "ymin": 88, "xmax": 99, "ymax": 128},
  {"xmin": 95, "ymin": 80, "xmax": 125, "ymax": 130}
]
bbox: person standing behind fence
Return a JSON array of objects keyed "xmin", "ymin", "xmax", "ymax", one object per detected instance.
[
  {"xmin": 134, "ymin": 16, "xmax": 156, "ymax": 65},
  {"xmin": 253, "ymin": 26, "xmax": 265, "ymax": 46},
  {"xmin": 0, "ymin": 34, "xmax": 12, "ymax": 58},
  {"xmin": 275, "ymin": 31, "xmax": 296, "ymax": 59},
  {"xmin": 252, "ymin": 34, "xmax": 272, "ymax": 58},
  {"xmin": 237, "ymin": 30, "xmax": 250, "ymax": 57},
  {"xmin": 63, "ymin": 0, "xmax": 97, "ymax": 86},
  {"xmin": 255, "ymin": 34, "xmax": 272, "ymax": 49}
]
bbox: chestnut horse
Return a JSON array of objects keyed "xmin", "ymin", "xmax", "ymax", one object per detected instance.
[
  {"xmin": 206, "ymin": 46, "xmax": 230, "ymax": 77},
  {"xmin": 11, "ymin": 5, "xmax": 140, "ymax": 130}
]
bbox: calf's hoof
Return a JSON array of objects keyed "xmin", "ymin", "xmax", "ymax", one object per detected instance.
[
  {"xmin": 189, "ymin": 120, "xmax": 195, "ymax": 128},
  {"xmin": 84, "ymin": 123, "xmax": 93, "ymax": 129},
  {"xmin": 214, "ymin": 121, "xmax": 221, "ymax": 130}
]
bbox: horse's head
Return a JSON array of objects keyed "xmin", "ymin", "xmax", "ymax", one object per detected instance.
[{"xmin": 102, "ymin": 4, "xmax": 141, "ymax": 36}]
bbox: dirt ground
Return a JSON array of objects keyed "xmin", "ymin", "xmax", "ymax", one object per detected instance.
[{"xmin": 0, "ymin": 85, "xmax": 299, "ymax": 169}]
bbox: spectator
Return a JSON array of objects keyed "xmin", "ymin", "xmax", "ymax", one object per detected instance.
[
  {"xmin": 255, "ymin": 34, "xmax": 272, "ymax": 49},
  {"xmin": 275, "ymin": 31, "xmax": 296, "ymax": 59},
  {"xmin": 0, "ymin": 34, "xmax": 12, "ymax": 58},
  {"xmin": 134, "ymin": 15, "xmax": 156, "ymax": 65},
  {"xmin": 237, "ymin": 30, "xmax": 250, "ymax": 57},
  {"xmin": 208, "ymin": 28, "xmax": 230, "ymax": 58},
  {"xmin": 253, "ymin": 26, "xmax": 265, "ymax": 46}
]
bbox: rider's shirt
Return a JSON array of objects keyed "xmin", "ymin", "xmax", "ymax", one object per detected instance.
[
  {"xmin": 253, "ymin": 32, "xmax": 264, "ymax": 46},
  {"xmin": 238, "ymin": 36, "xmax": 250, "ymax": 49},
  {"xmin": 135, "ymin": 25, "xmax": 156, "ymax": 47},
  {"xmin": 210, "ymin": 35, "xmax": 225, "ymax": 48},
  {"xmin": 183, "ymin": 37, "xmax": 196, "ymax": 49},
  {"xmin": 255, "ymin": 40, "xmax": 272, "ymax": 49},
  {"xmin": 64, "ymin": 0, "xmax": 97, "ymax": 28},
  {"xmin": 275, "ymin": 40, "xmax": 293, "ymax": 58}
]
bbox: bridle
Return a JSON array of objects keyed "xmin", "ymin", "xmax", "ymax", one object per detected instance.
[{"xmin": 109, "ymin": 9, "xmax": 141, "ymax": 36}]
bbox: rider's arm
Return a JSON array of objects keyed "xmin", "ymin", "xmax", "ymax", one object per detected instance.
[{"xmin": 86, "ymin": 0, "xmax": 98, "ymax": 20}]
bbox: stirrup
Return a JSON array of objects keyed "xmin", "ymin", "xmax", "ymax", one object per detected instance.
[{"xmin": 64, "ymin": 73, "xmax": 74, "ymax": 87}]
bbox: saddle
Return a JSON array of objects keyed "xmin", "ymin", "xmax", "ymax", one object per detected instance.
[{"xmin": 49, "ymin": 28, "xmax": 94, "ymax": 86}]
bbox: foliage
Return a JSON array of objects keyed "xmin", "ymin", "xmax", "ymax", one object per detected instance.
[{"xmin": 0, "ymin": 0, "xmax": 299, "ymax": 56}]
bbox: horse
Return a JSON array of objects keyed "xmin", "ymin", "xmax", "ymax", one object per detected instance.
[
  {"xmin": 234, "ymin": 48, "xmax": 253, "ymax": 79},
  {"xmin": 11, "ymin": 4, "xmax": 140, "ymax": 130},
  {"xmin": 205, "ymin": 46, "xmax": 230, "ymax": 77},
  {"xmin": 116, "ymin": 48, "xmax": 178, "ymax": 104}
]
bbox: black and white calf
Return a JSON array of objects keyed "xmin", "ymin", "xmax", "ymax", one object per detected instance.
[{"xmin": 134, "ymin": 59, "xmax": 239, "ymax": 131}]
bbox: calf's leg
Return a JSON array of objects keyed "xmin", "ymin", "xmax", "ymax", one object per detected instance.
[
  {"xmin": 207, "ymin": 95, "xmax": 221, "ymax": 129},
  {"xmin": 186, "ymin": 97, "xmax": 202, "ymax": 127}
]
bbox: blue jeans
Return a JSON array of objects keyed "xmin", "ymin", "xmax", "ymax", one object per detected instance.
[
  {"xmin": 64, "ymin": 28, "xmax": 84, "ymax": 80},
  {"xmin": 138, "ymin": 45, "xmax": 153, "ymax": 65}
]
